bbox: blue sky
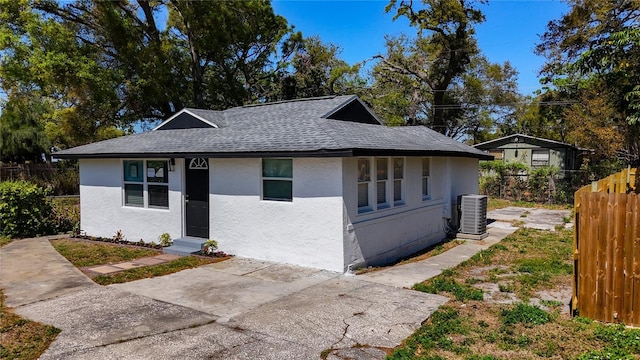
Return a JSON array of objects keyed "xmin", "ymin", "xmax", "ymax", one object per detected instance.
[{"xmin": 271, "ymin": 0, "xmax": 569, "ymax": 95}]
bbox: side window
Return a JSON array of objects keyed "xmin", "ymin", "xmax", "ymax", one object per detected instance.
[
  {"xmin": 376, "ymin": 158, "xmax": 389, "ymax": 208},
  {"xmin": 357, "ymin": 158, "xmax": 371, "ymax": 212},
  {"xmin": 422, "ymin": 158, "xmax": 431, "ymax": 200},
  {"xmin": 393, "ymin": 158, "xmax": 404, "ymax": 205},
  {"xmin": 262, "ymin": 159, "xmax": 293, "ymax": 201}
]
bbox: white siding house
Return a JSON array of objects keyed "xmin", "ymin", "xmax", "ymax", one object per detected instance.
[{"xmin": 58, "ymin": 95, "xmax": 491, "ymax": 273}]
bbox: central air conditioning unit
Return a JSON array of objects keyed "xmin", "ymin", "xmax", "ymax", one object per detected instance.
[{"xmin": 458, "ymin": 194, "xmax": 488, "ymax": 239}]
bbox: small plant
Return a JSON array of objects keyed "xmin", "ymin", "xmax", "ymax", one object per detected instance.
[
  {"xmin": 501, "ymin": 303, "xmax": 551, "ymax": 327},
  {"xmin": 202, "ymin": 239, "xmax": 219, "ymax": 255},
  {"xmin": 113, "ymin": 229, "xmax": 125, "ymax": 242},
  {"xmin": 414, "ymin": 276, "xmax": 483, "ymax": 301},
  {"xmin": 158, "ymin": 233, "xmax": 172, "ymax": 247},
  {"xmin": 540, "ymin": 299, "xmax": 563, "ymax": 307},
  {"xmin": 499, "ymin": 283, "xmax": 515, "ymax": 293}
]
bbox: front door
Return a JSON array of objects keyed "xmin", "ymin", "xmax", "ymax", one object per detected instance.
[{"xmin": 185, "ymin": 158, "xmax": 209, "ymax": 238}]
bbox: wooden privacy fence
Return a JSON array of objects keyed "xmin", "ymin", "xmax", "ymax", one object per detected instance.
[{"xmin": 573, "ymin": 167, "xmax": 640, "ymax": 326}]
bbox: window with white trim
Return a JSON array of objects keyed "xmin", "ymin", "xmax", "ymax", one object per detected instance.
[
  {"xmin": 393, "ymin": 158, "xmax": 404, "ymax": 205},
  {"xmin": 123, "ymin": 160, "xmax": 169, "ymax": 208},
  {"xmin": 358, "ymin": 157, "xmax": 406, "ymax": 213},
  {"xmin": 531, "ymin": 150, "xmax": 550, "ymax": 167},
  {"xmin": 422, "ymin": 158, "xmax": 431, "ymax": 200},
  {"xmin": 376, "ymin": 158, "xmax": 389, "ymax": 208},
  {"xmin": 262, "ymin": 159, "xmax": 292, "ymax": 201},
  {"xmin": 357, "ymin": 158, "xmax": 371, "ymax": 212}
]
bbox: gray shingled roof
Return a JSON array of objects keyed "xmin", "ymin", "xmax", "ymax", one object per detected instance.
[{"xmin": 55, "ymin": 95, "xmax": 491, "ymax": 160}]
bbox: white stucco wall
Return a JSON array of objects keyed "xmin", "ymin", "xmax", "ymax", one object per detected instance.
[
  {"xmin": 210, "ymin": 157, "xmax": 345, "ymax": 272},
  {"xmin": 79, "ymin": 158, "xmax": 183, "ymax": 243},
  {"xmin": 342, "ymin": 156, "xmax": 479, "ymax": 270}
]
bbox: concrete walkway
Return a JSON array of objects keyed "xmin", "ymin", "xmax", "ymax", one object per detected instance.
[
  {"xmin": 0, "ymin": 235, "xmax": 97, "ymax": 307},
  {"xmin": 357, "ymin": 225, "xmax": 518, "ymax": 288},
  {"xmin": 0, "ymin": 206, "xmax": 571, "ymax": 359}
]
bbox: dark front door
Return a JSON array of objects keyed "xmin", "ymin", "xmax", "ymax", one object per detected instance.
[{"xmin": 185, "ymin": 158, "xmax": 209, "ymax": 238}]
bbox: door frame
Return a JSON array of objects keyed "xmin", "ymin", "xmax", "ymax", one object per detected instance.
[{"xmin": 183, "ymin": 158, "xmax": 210, "ymax": 238}]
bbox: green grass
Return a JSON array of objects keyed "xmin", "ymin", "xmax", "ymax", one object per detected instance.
[
  {"xmin": 51, "ymin": 238, "xmax": 160, "ymax": 267},
  {"xmin": 0, "ymin": 289, "xmax": 60, "ymax": 360},
  {"xmin": 389, "ymin": 228, "xmax": 640, "ymax": 359},
  {"xmin": 414, "ymin": 275, "xmax": 483, "ymax": 301},
  {"xmin": 93, "ymin": 256, "xmax": 218, "ymax": 285},
  {"xmin": 0, "ymin": 235, "xmax": 11, "ymax": 247},
  {"xmin": 50, "ymin": 238, "xmax": 223, "ymax": 285},
  {"xmin": 487, "ymin": 197, "xmax": 572, "ymax": 211}
]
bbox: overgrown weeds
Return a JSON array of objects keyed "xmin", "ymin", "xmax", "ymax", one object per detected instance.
[
  {"xmin": 389, "ymin": 228, "xmax": 640, "ymax": 359},
  {"xmin": 0, "ymin": 289, "xmax": 60, "ymax": 360}
]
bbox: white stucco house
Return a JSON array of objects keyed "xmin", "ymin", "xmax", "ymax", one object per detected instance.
[{"xmin": 55, "ymin": 95, "xmax": 492, "ymax": 273}]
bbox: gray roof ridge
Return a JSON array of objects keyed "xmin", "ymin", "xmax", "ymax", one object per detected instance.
[{"xmin": 239, "ymin": 95, "xmax": 347, "ymax": 108}]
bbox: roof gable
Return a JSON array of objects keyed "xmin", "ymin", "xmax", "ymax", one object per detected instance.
[
  {"xmin": 322, "ymin": 96, "xmax": 383, "ymax": 125},
  {"xmin": 153, "ymin": 109, "xmax": 220, "ymax": 130}
]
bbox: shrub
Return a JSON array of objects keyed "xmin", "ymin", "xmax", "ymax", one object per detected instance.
[
  {"xmin": 501, "ymin": 303, "xmax": 550, "ymax": 327},
  {"xmin": 202, "ymin": 239, "xmax": 218, "ymax": 255},
  {"xmin": 158, "ymin": 233, "xmax": 172, "ymax": 247},
  {"xmin": 0, "ymin": 181, "xmax": 54, "ymax": 237},
  {"xmin": 0, "ymin": 181, "xmax": 76, "ymax": 238}
]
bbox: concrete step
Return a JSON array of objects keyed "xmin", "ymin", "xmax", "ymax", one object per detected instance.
[
  {"xmin": 172, "ymin": 237, "xmax": 205, "ymax": 248},
  {"xmin": 163, "ymin": 244, "xmax": 201, "ymax": 256}
]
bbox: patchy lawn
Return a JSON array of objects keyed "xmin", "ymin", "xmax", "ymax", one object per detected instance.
[
  {"xmin": 488, "ymin": 197, "xmax": 573, "ymax": 211},
  {"xmin": 389, "ymin": 228, "xmax": 640, "ymax": 360},
  {"xmin": 92, "ymin": 256, "xmax": 220, "ymax": 285},
  {"xmin": 0, "ymin": 289, "xmax": 60, "ymax": 360},
  {"xmin": 51, "ymin": 238, "xmax": 160, "ymax": 267},
  {"xmin": 51, "ymin": 238, "xmax": 225, "ymax": 286}
]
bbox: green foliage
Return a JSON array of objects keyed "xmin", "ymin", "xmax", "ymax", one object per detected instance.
[
  {"xmin": 202, "ymin": 239, "xmax": 219, "ymax": 255},
  {"xmin": 577, "ymin": 347, "xmax": 635, "ymax": 360},
  {"xmin": 0, "ymin": 93, "xmax": 50, "ymax": 163},
  {"xmin": 51, "ymin": 239, "xmax": 158, "ymax": 268},
  {"xmin": 0, "ymin": 181, "xmax": 55, "ymax": 237},
  {"xmin": 387, "ymin": 306, "xmax": 470, "ymax": 359},
  {"xmin": 93, "ymin": 256, "xmax": 215, "ymax": 285},
  {"xmin": 0, "ymin": 0, "xmax": 323, "ymax": 150},
  {"xmin": 501, "ymin": 303, "xmax": 551, "ymax": 327},
  {"xmin": 536, "ymin": 1, "xmax": 640, "ymax": 164},
  {"xmin": 414, "ymin": 276, "xmax": 483, "ymax": 301},
  {"xmin": 593, "ymin": 324, "xmax": 640, "ymax": 354},
  {"xmin": 158, "ymin": 233, "xmax": 172, "ymax": 247},
  {"xmin": 365, "ymin": 0, "xmax": 520, "ymax": 140}
]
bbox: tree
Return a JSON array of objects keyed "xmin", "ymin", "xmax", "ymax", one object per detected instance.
[
  {"xmin": 0, "ymin": 94, "xmax": 50, "ymax": 163},
  {"xmin": 378, "ymin": 0, "xmax": 487, "ymax": 134},
  {"xmin": 0, "ymin": 0, "xmax": 297, "ymax": 156},
  {"xmin": 266, "ymin": 36, "xmax": 364, "ymax": 101},
  {"xmin": 536, "ymin": 0, "xmax": 640, "ymax": 164},
  {"xmin": 366, "ymin": 34, "xmax": 519, "ymax": 140}
]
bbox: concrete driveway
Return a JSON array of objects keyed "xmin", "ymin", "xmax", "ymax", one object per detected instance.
[
  {"xmin": 1, "ymin": 207, "xmax": 570, "ymax": 359},
  {"xmin": 1, "ymin": 238, "xmax": 447, "ymax": 359}
]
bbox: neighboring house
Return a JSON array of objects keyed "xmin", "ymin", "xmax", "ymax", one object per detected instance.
[
  {"xmin": 473, "ymin": 134, "xmax": 583, "ymax": 173},
  {"xmin": 55, "ymin": 95, "xmax": 491, "ymax": 273}
]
